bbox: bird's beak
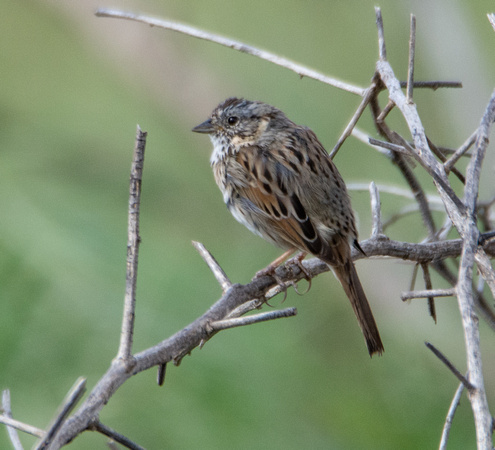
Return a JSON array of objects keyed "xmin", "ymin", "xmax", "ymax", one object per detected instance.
[{"xmin": 192, "ymin": 119, "xmax": 215, "ymax": 134}]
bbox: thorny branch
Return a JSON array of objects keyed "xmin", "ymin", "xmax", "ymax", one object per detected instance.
[{"xmin": 2, "ymin": 7, "xmax": 494, "ymax": 450}]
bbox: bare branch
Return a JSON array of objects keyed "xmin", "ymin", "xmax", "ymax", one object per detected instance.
[
  {"xmin": 95, "ymin": 9, "xmax": 365, "ymax": 96},
  {"xmin": 15, "ymin": 10, "xmax": 492, "ymax": 450},
  {"xmin": 373, "ymin": 12, "xmax": 493, "ymax": 443},
  {"xmin": 375, "ymin": 7, "xmax": 387, "ymax": 60},
  {"xmin": 347, "ymin": 182, "xmax": 443, "ymax": 205},
  {"xmin": 157, "ymin": 363, "xmax": 167, "ymax": 387},
  {"xmin": 465, "ymin": 89, "xmax": 495, "ymax": 213},
  {"xmin": 90, "ymin": 421, "xmax": 145, "ymax": 450},
  {"xmin": 369, "ymin": 182, "xmax": 383, "ymax": 237},
  {"xmin": 421, "ymin": 263, "xmax": 437, "ymax": 322},
  {"xmin": 406, "ymin": 14, "xmax": 416, "ymax": 104},
  {"xmin": 117, "ymin": 126, "xmax": 147, "ymax": 362},
  {"xmin": 444, "ymin": 131, "xmax": 477, "ymax": 173},
  {"xmin": 427, "ymin": 138, "xmax": 465, "ymax": 184},
  {"xmin": 2, "ymin": 390, "xmax": 24, "ymax": 450},
  {"xmin": 210, "ymin": 307, "xmax": 297, "ymax": 331},
  {"xmin": 192, "ymin": 241, "xmax": 232, "ymax": 292},
  {"xmin": 401, "ymin": 288, "xmax": 456, "ymax": 301},
  {"xmin": 475, "ymin": 248, "xmax": 495, "ymax": 298},
  {"xmin": 330, "ymin": 83, "xmax": 379, "ymax": 158},
  {"xmin": 382, "ymin": 203, "xmax": 446, "ymax": 232},
  {"xmin": 44, "ymin": 235, "xmax": 495, "ymax": 448},
  {"xmin": 488, "ymin": 13, "xmax": 495, "ymax": 32},
  {"xmin": 376, "ymin": 99, "xmax": 395, "ymax": 122},
  {"xmin": 399, "ymin": 80, "xmax": 462, "ymax": 90},
  {"xmin": 0, "ymin": 414, "xmax": 44, "ymax": 439},
  {"xmin": 226, "ymin": 299, "xmax": 264, "ymax": 318},
  {"xmin": 455, "ymin": 90, "xmax": 495, "ymax": 448},
  {"xmin": 368, "ymin": 138, "xmax": 410, "ymax": 156},
  {"xmin": 35, "ymin": 377, "xmax": 86, "ymax": 449},
  {"xmin": 439, "ymin": 382, "xmax": 465, "ymax": 450},
  {"xmin": 425, "ymin": 342, "xmax": 474, "ymax": 391}
]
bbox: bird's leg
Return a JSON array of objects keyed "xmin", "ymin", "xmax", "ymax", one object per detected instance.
[
  {"xmin": 254, "ymin": 248, "xmax": 297, "ymax": 279},
  {"xmin": 254, "ymin": 248, "xmax": 297, "ymax": 305},
  {"xmin": 286, "ymin": 252, "xmax": 309, "ymax": 278},
  {"xmin": 286, "ymin": 252, "xmax": 312, "ymax": 295}
]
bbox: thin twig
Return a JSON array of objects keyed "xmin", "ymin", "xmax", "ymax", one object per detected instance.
[
  {"xmin": 425, "ymin": 342, "xmax": 474, "ymax": 391},
  {"xmin": 91, "ymin": 421, "xmax": 145, "ymax": 450},
  {"xmin": 401, "ymin": 288, "xmax": 456, "ymax": 301},
  {"xmin": 347, "ymin": 182, "xmax": 443, "ymax": 205},
  {"xmin": 157, "ymin": 363, "xmax": 167, "ymax": 387},
  {"xmin": 117, "ymin": 126, "xmax": 147, "ymax": 362},
  {"xmin": 226, "ymin": 298, "xmax": 264, "ymax": 318},
  {"xmin": 95, "ymin": 9, "xmax": 365, "ymax": 96},
  {"xmin": 421, "ymin": 263, "xmax": 437, "ymax": 322},
  {"xmin": 369, "ymin": 98, "xmax": 440, "ymax": 239},
  {"xmin": 475, "ymin": 248, "xmax": 495, "ymax": 299},
  {"xmin": 376, "ymin": 99, "xmax": 395, "ymax": 122},
  {"xmin": 0, "ymin": 415, "xmax": 44, "ymax": 439},
  {"xmin": 439, "ymin": 381, "xmax": 465, "ymax": 450},
  {"xmin": 2, "ymin": 390, "xmax": 23, "ymax": 450},
  {"xmin": 397, "ymin": 134, "xmax": 466, "ymax": 213},
  {"xmin": 465, "ymin": 90, "xmax": 495, "ymax": 213},
  {"xmin": 406, "ymin": 14, "xmax": 416, "ymax": 104},
  {"xmin": 369, "ymin": 181, "xmax": 383, "ymax": 236},
  {"xmin": 330, "ymin": 83, "xmax": 379, "ymax": 158},
  {"xmin": 368, "ymin": 138, "xmax": 409, "ymax": 156},
  {"xmin": 427, "ymin": 138, "xmax": 465, "ymax": 184},
  {"xmin": 35, "ymin": 377, "xmax": 87, "ymax": 450},
  {"xmin": 488, "ymin": 13, "xmax": 495, "ymax": 32},
  {"xmin": 375, "ymin": 7, "xmax": 387, "ymax": 60},
  {"xmin": 210, "ymin": 308, "xmax": 297, "ymax": 331},
  {"xmin": 444, "ymin": 131, "xmax": 477, "ymax": 173},
  {"xmin": 399, "ymin": 80, "xmax": 462, "ymax": 90},
  {"xmin": 192, "ymin": 241, "xmax": 232, "ymax": 292},
  {"xmin": 382, "ymin": 203, "xmax": 446, "ymax": 231},
  {"xmin": 409, "ymin": 263, "xmax": 419, "ymax": 291}
]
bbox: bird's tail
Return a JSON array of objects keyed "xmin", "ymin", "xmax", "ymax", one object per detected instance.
[{"xmin": 331, "ymin": 259, "xmax": 384, "ymax": 356}]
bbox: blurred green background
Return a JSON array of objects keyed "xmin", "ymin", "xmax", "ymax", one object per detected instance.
[{"xmin": 1, "ymin": 0, "xmax": 494, "ymax": 448}]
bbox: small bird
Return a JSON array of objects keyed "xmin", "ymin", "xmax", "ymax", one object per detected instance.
[{"xmin": 192, "ymin": 98, "xmax": 383, "ymax": 356}]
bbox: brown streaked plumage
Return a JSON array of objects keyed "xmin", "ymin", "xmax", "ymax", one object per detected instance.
[{"xmin": 192, "ymin": 98, "xmax": 384, "ymax": 356}]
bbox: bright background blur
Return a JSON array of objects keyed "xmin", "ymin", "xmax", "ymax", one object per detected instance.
[{"xmin": 1, "ymin": 1, "xmax": 494, "ymax": 448}]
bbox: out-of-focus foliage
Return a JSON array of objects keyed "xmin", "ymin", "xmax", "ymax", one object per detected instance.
[{"xmin": 0, "ymin": 1, "xmax": 494, "ymax": 448}]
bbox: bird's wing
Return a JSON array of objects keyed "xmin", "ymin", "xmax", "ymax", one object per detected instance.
[{"xmin": 233, "ymin": 143, "xmax": 343, "ymax": 264}]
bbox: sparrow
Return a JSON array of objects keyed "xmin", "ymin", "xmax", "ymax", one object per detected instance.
[{"xmin": 192, "ymin": 97, "xmax": 383, "ymax": 356}]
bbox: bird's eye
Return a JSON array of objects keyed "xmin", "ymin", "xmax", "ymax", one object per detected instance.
[{"xmin": 227, "ymin": 116, "xmax": 239, "ymax": 126}]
